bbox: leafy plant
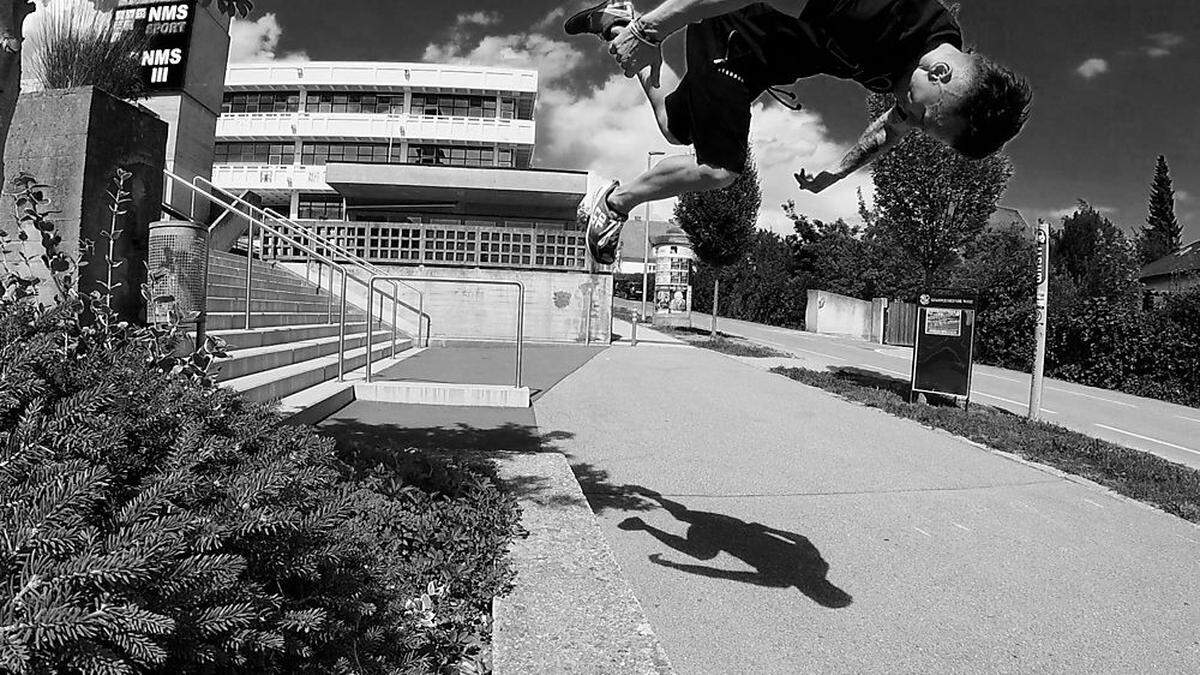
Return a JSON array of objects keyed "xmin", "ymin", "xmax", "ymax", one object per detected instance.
[
  {"xmin": 31, "ymin": 2, "xmax": 150, "ymax": 100},
  {"xmin": 0, "ymin": 172, "xmax": 521, "ymax": 674}
]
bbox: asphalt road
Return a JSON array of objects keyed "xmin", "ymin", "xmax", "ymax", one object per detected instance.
[{"xmin": 616, "ymin": 300, "xmax": 1200, "ymax": 471}]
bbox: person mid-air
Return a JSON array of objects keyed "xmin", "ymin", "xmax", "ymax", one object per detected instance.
[{"xmin": 564, "ymin": 0, "xmax": 1033, "ymax": 265}]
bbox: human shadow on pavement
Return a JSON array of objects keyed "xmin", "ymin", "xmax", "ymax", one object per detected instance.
[{"xmin": 618, "ymin": 488, "xmax": 853, "ymax": 609}]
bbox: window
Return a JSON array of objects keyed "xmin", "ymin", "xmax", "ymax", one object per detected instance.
[
  {"xmin": 407, "ymin": 144, "xmax": 498, "ymax": 168},
  {"xmin": 304, "ymin": 92, "xmax": 404, "ymax": 114},
  {"xmin": 515, "ymin": 95, "xmax": 535, "ymax": 120},
  {"xmin": 213, "ymin": 142, "xmax": 295, "ymax": 165},
  {"xmin": 300, "ymin": 143, "xmax": 403, "ymax": 166},
  {"xmin": 410, "ymin": 93, "xmax": 499, "ymax": 118},
  {"xmin": 297, "ymin": 194, "xmax": 343, "ymax": 221},
  {"xmin": 222, "ymin": 92, "xmax": 300, "ymax": 114}
]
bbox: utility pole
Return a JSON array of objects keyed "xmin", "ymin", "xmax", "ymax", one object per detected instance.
[
  {"xmin": 642, "ymin": 150, "xmax": 666, "ymax": 320},
  {"xmin": 1029, "ymin": 218, "xmax": 1051, "ymax": 421}
]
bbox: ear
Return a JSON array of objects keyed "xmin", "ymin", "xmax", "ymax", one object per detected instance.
[{"xmin": 929, "ymin": 62, "xmax": 953, "ymax": 84}]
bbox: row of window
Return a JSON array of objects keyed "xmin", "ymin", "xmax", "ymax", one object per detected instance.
[
  {"xmin": 221, "ymin": 91, "xmax": 536, "ymax": 120},
  {"xmin": 214, "ymin": 142, "xmax": 531, "ymax": 169},
  {"xmin": 256, "ymin": 220, "xmax": 586, "ymax": 270}
]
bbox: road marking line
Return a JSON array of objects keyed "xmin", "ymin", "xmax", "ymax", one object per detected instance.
[
  {"xmin": 1094, "ymin": 424, "xmax": 1200, "ymax": 457},
  {"xmin": 1176, "ymin": 415, "xmax": 1200, "ymax": 425},
  {"xmin": 1083, "ymin": 499, "xmax": 1104, "ymax": 509},
  {"xmin": 789, "ymin": 347, "xmax": 847, "ymax": 363},
  {"xmin": 976, "ymin": 372, "xmax": 1024, "ymax": 384},
  {"xmin": 951, "ymin": 522, "xmax": 971, "ymax": 532},
  {"xmin": 974, "ymin": 392, "xmax": 1058, "ymax": 415},
  {"xmin": 1045, "ymin": 386, "xmax": 1137, "ymax": 408},
  {"xmin": 914, "ymin": 527, "xmax": 933, "ymax": 538}
]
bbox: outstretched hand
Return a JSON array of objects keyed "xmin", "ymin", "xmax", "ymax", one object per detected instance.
[
  {"xmin": 609, "ymin": 25, "xmax": 663, "ymax": 87},
  {"xmin": 795, "ymin": 169, "xmax": 840, "ymax": 194}
]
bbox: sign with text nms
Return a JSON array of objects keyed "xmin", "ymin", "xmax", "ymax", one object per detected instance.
[{"xmin": 113, "ymin": 0, "xmax": 197, "ymax": 92}]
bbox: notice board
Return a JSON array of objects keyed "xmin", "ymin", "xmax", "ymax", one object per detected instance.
[{"xmin": 910, "ymin": 291, "xmax": 977, "ymax": 401}]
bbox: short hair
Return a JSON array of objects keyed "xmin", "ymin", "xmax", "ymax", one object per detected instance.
[{"xmin": 951, "ymin": 56, "xmax": 1033, "ymax": 160}]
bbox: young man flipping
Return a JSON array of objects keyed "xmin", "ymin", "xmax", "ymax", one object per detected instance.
[{"xmin": 564, "ymin": 0, "xmax": 1033, "ymax": 264}]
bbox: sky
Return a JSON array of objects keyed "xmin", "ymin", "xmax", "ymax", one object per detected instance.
[{"xmin": 45, "ymin": 0, "xmax": 1200, "ymax": 241}]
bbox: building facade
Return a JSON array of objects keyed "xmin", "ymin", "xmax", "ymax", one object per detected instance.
[{"xmin": 213, "ymin": 61, "xmax": 607, "ymax": 343}]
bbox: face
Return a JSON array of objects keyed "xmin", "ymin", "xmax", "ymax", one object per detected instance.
[{"xmin": 904, "ymin": 50, "xmax": 976, "ymax": 142}]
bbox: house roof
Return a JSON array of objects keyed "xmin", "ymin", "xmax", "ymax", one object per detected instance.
[
  {"xmin": 618, "ymin": 218, "xmax": 674, "ymax": 261},
  {"xmin": 1140, "ymin": 240, "xmax": 1200, "ymax": 280},
  {"xmin": 986, "ymin": 206, "xmax": 1030, "ymax": 236}
]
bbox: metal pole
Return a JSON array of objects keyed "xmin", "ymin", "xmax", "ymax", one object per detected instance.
[
  {"xmin": 338, "ymin": 270, "xmax": 348, "ymax": 381},
  {"xmin": 391, "ymin": 282, "xmax": 399, "ymax": 357},
  {"xmin": 366, "ymin": 279, "xmax": 376, "ymax": 383},
  {"xmin": 327, "ymin": 266, "xmax": 334, "ymax": 324},
  {"xmin": 1029, "ymin": 218, "xmax": 1051, "ymax": 420},
  {"xmin": 642, "ymin": 150, "xmax": 664, "ymax": 319},
  {"xmin": 515, "ymin": 283, "xmax": 525, "ymax": 389},
  {"xmin": 585, "ymin": 282, "xmax": 594, "ymax": 347},
  {"xmin": 244, "ymin": 219, "xmax": 255, "ymax": 330},
  {"xmin": 711, "ymin": 277, "xmax": 720, "ymax": 338},
  {"xmin": 631, "ymin": 312, "xmax": 639, "ymax": 347},
  {"xmin": 418, "ymin": 294, "xmax": 426, "ymax": 348}
]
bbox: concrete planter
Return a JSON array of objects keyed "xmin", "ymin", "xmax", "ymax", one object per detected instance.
[{"xmin": 2, "ymin": 87, "xmax": 168, "ymax": 322}]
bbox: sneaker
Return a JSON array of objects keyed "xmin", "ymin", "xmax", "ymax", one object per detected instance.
[
  {"xmin": 564, "ymin": 0, "xmax": 634, "ymax": 40},
  {"xmin": 579, "ymin": 179, "xmax": 627, "ymax": 266}
]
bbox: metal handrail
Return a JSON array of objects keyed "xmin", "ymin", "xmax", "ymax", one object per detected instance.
[
  {"xmin": 190, "ymin": 176, "xmax": 426, "ymax": 339},
  {"xmin": 164, "ymin": 172, "xmax": 427, "ymax": 376},
  {"xmin": 362, "ymin": 276, "xmax": 525, "ymax": 388},
  {"xmin": 177, "ymin": 171, "xmax": 424, "ymax": 335}
]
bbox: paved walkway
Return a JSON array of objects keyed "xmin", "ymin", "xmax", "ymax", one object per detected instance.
[{"xmin": 535, "ymin": 343, "xmax": 1200, "ymax": 673}]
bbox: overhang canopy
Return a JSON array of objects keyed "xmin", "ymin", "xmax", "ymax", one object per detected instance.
[{"xmin": 325, "ymin": 163, "xmax": 588, "ymax": 221}]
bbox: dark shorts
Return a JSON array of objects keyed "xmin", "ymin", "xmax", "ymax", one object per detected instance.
[{"xmin": 664, "ymin": 14, "xmax": 772, "ymax": 174}]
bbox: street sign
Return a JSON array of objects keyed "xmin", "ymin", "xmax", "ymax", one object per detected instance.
[
  {"xmin": 113, "ymin": 1, "xmax": 197, "ymax": 93},
  {"xmin": 1029, "ymin": 219, "xmax": 1052, "ymax": 420},
  {"xmin": 910, "ymin": 291, "xmax": 977, "ymax": 403},
  {"xmin": 1035, "ymin": 226, "xmax": 1050, "ymax": 286}
]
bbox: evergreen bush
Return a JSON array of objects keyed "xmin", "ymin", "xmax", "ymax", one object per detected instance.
[{"xmin": 0, "ymin": 173, "xmax": 520, "ymax": 673}]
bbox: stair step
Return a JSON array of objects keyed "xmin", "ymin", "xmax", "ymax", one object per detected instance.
[
  {"xmin": 216, "ymin": 329, "xmax": 399, "ymax": 381},
  {"xmin": 206, "ymin": 296, "xmax": 344, "ymax": 314},
  {"xmin": 206, "ymin": 283, "xmax": 332, "ymax": 305},
  {"xmin": 206, "ymin": 311, "xmax": 367, "ymax": 331},
  {"xmin": 209, "ymin": 322, "xmax": 372, "ymax": 350},
  {"xmin": 224, "ymin": 340, "xmax": 402, "ymax": 403},
  {"xmin": 208, "ymin": 261, "xmax": 312, "ymax": 286},
  {"xmin": 206, "ymin": 271, "xmax": 323, "ymax": 295}
]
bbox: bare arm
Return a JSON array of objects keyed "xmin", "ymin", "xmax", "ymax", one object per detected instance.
[{"xmin": 796, "ymin": 106, "xmax": 912, "ymax": 193}]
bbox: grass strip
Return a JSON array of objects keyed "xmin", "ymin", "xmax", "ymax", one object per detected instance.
[{"xmin": 771, "ymin": 366, "xmax": 1200, "ymax": 524}]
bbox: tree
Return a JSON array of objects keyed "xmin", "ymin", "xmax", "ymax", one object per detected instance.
[
  {"xmin": 1137, "ymin": 154, "xmax": 1183, "ymax": 264},
  {"xmin": 0, "ymin": 0, "xmax": 252, "ymax": 183},
  {"xmin": 1050, "ymin": 200, "xmax": 1140, "ymax": 304},
  {"xmin": 865, "ymin": 90, "xmax": 1015, "ymax": 288},
  {"xmin": 691, "ymin": 228, "xmax": 806, "ymax": 328},
  {"xmin": 674, "ymin": 158, "xmax": 762, "ymax": 335}
]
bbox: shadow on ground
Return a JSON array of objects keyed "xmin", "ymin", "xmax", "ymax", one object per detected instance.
[
  {"xmin": 617, "ymin": 488, "xmax": 853, "ymax": 609},
  {"xmin": 827, "ymin": 366, "xmax": 960, "ymax": 407}
]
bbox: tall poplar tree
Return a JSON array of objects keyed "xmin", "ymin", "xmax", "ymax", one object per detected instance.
[{"xmin": 1138, "ymin": 154, "xmax": 1182, "ymax": 264}]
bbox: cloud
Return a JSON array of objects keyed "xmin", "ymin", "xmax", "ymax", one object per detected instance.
[
  {"xmin": 455, "ymin": 11, "xmax": 502, "ymax": 27},
  {"xmin": 1047, "ymin": 204, "xmax": 1117, "ymax": 221},
  {"xmin": 1075, "ymin": 58, "xmax": 1109, "ymax": 79},
  {"xmin": 1144, "ymin": 32, "xmax": 1185, "ymax": 58},
  {"xmin": 229, "ymin": 13, "xmax": 310, "ymax": 63},
  {"xmin": 1177, "ymin": 190, "xmax": 1191, "ymax": 203},
  {"xmin": 423, "ymin": 18, "xmax": 870, "ymax": 231}
]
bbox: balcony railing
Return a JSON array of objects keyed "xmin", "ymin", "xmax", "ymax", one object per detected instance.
[
  {"xmin": 211, "ymin": 164, "xmax": 332, "ymax": 192},
  {"xmin": 225, "ymin": 61, "xmax": 539, "ymax": 95},
  {"xmin": 258, "ymin": 219, "xmax": 588, "ymax": 273},
  {"xmin": 216, "ymin": 112, "xmax": 536, "ymax": 145}
]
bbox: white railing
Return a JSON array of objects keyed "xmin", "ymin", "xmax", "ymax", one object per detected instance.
[
  {"xmin": 211, "ymin": 164, "xmax": 333, "ymax": 192},
  {"xmin": 216, "ymin": 112, "xmax": 536, "ymax": 145},
  {"xmin": 225, "ymin": 61, "xmax": 539, "ymax": 95}
]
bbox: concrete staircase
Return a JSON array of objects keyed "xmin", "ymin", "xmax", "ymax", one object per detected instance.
[{"xmin": 205, "ymin": 249, "xmax": 412, "ymax": 407}]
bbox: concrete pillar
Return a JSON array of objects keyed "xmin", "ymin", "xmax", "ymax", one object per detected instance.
[{"xmin": 871, "ymin": 298, "xmax": 888, "ymax": 344}]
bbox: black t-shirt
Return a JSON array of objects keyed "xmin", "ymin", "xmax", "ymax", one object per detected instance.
[{"xmin": 718, "ymin": 0, "xmax": 964, "ymax": 93}]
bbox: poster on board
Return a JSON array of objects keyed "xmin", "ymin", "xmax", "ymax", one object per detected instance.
[{"xmin": 911, "ymin": 292, "xmax": 977, "ymax": 401}]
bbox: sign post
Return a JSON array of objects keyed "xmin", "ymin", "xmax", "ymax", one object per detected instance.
[
  {"xmin": 1028, "ymin": 219, "xmax": 1051, "ymax": 421},
  {"xmin": 910, "ymin": 291, "xmax": 978, "ymax": 408}
]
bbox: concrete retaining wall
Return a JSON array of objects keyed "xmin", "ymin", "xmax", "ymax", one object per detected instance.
[
  {"xmin": 288, "ymin": 263, "xmax": 613, "ymax": 344},
  {"xmin": 805, "ymin": 290, "xmax": 876, "ymax": 340}
]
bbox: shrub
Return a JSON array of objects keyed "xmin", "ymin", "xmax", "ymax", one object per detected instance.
[
  {"xmin": 0, "ymin": 173, "xmax": 520, "ymax": 673},
  {"xmin": 31, "ymin": 2, "xmax": 149, "ymax": 100}
]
